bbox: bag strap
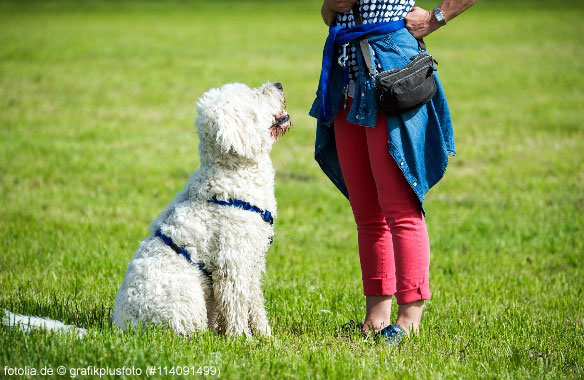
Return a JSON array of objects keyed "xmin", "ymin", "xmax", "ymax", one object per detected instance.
[
  {"xmin": 351, "ymin": 2, "xmax": 376, "ymax": 77},
  {"xmin": 351, "ymin": 2, "xmax": 426, "ymax": 76}
]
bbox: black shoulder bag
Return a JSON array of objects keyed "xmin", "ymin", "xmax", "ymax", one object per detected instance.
[{"xmin": 352, "ymin": 3, "xmax": 438, "ymax": 116}]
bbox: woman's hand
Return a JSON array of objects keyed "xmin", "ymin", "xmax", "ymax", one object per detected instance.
[
  {"xmin": 404, "ymin": 7, "xmax": 441, "ymax": 39},
  {"xmin": 322, "ymin": 0, "xmax": 357, "ymax": 25},
  {"xmin": 405, "ymin": 1, "xmax": 479, "ymax": 38},
  {"xmin": 325, "ymin": 0, "xmax": 357, "ymax": 13}
]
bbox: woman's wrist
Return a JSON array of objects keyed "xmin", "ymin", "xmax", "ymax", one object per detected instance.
[
  {"xmin": 321, "ymin": 2, "xmax": 337, "ymax": 26},
  {"xmin": 428, "ymin": 10, "xmax": 443, "ymax": 33}
]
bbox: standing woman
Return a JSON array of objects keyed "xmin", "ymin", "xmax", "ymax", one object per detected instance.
[{"xmin": 310, "ymin": 0, "xmax": 477, "ymax": 341}]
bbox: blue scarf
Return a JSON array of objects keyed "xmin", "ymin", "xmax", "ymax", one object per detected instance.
[{"xmin": 318, "ymin": 20, "xmax": 405, "ymax": 121}]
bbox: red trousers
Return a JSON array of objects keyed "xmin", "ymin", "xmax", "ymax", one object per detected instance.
[{"xmin": 334, "ymin": 103, "xmax": 431, "ymax": 305}]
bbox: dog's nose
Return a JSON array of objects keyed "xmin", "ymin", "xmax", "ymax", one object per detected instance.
[{"xmin": 274, "ymin": 82, "xmax": 283, "ymax": 91}]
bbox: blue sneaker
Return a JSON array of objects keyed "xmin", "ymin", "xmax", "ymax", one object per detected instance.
[{"xmin": 376, "ymin": 325, "xmax": 406, "ymax": 344}]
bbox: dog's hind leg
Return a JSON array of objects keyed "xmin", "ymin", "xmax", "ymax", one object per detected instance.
[
  {"xmin": 113, "ymin": 269, "xmax": 210, "ymax": 335},
  {"xmin": 113, "ymin": 241, "xmax": 210, "ymax": 335},
  {"xmin": 164, "ymin": 271, "xmax": 210, "ymax": 335}
]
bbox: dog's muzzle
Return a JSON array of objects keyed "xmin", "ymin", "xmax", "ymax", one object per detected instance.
[
  {"xmin": 271, "ymin": 112, "xmax": 290, "ymax": 129},
  {"xmin": 269, "ymin": 82, "xmax": 291, "ymax": 139},
  {"xmin": 270, "ymin": 111, "xmax": 291, "ymax": 139}
]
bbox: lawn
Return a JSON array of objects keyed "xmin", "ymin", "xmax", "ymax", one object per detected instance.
[{"xmin": 1, "ymin": 0, "xmax": 583, "ymax": 378}]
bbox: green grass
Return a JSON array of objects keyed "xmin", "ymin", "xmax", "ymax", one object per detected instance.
[{"xmin": 1, "ymin": 0, "xmax": 583, "ymax": 378}]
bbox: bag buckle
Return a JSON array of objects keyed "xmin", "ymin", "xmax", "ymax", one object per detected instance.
[{"xmin": 338, "ymin": 43, "xmax": 349, "ymax": 67}]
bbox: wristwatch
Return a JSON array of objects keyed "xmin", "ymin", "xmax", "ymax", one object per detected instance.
[{"xmin": 432, "ymin": 7, "xmax": 447, "ymax": 26}]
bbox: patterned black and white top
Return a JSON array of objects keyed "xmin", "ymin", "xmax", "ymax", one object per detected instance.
[{"xmin": 336, "ymin": 0, "xmax": 416, "ymax": 92}]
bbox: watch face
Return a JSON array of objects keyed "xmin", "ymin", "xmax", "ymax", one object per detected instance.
[{"xmin": 434, "ymin": 8, "xmax": 446, "ymax": 25}]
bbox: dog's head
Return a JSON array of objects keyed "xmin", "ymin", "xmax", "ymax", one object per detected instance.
[{"xmin": 196, "ymin": 82, "xmax": 291, "ymax": 161}]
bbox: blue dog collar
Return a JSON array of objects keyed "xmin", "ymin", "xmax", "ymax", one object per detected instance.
[{"xmin": 209, "ymin": 196, "xmax": 274, "ymax": 226}]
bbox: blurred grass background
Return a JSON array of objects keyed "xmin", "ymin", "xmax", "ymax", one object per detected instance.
[{"xmin": 1, "ymin": 0, "xmax": 583, "ymax": 378}]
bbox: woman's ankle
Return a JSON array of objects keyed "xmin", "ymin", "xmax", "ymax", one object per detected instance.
[
  {"xmin": 395, "ymin": 300, "xmax": 424, "ymax": 335},
  {"xmin": 363, "ymin": 295, "xmax": 392, "ymax": 333}
]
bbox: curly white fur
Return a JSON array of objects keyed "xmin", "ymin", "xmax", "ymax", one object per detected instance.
[{"xmin": 112, "ymin": 82, "xmax": 289, "ymax": 337}]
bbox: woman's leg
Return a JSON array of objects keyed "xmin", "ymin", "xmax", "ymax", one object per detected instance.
[
  {"xmin": 334, "ymin": 105, "xmax": 396, "ymax": 332},
  {"xmin": 364, "ymin": 112, "xmax": 432, "ymax": 334}
]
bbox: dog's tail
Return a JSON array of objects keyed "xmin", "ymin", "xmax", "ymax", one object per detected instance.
[{"xmin": 2, "ymin": 309, "xmax": 87, "ymax": 337}]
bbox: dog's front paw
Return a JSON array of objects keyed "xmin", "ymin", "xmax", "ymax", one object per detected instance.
[
  {"xmin": 250, "ymin": 320, "xmax": 271, "ymax": 337},
  {"xmin": 261, "ymin": 324, "xmax": 271, "ymax": 337}
]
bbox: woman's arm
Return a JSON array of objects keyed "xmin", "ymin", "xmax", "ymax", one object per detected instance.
[
  {"xmin": 321, "ymin": 0, "xmax": 357, "ymax": 26},
  {"xmin": 405, "ymin": 0, "xmax": 478, "ymax": 38}
]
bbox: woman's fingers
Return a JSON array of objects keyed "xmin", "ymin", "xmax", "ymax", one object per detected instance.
[
  {"xmin": 405, "ymin": 7, "xmax": 440, "ymax": 38},
  {"xmin": 329, "ymin": 0, "xmax": 356, "ymax": 13},
  {"xmin": 404, "ymin": 6, "xmax": 430, "ymax": 26},
  {"xmin": 339, "ymin": 0, "xmax": 357, "ymax": 9}
]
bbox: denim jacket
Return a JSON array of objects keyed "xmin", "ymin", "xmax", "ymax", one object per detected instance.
[{"xmin": 309, "ymin": 28, "xmax": 456, "ymax": 211}]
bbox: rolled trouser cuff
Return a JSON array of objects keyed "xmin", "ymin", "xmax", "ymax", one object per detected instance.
[
  {"xmin": 362, "ymin": 277, "xmax": 397, "ymax": 296},
  {"xmin": 394, "ymin": 284, "xmax": 431, "ymax": 305}
]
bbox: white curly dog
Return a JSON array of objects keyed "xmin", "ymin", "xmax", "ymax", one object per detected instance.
[{"xmin": 112, "ymin": 82, "xmax": 290, "ymax": 337}]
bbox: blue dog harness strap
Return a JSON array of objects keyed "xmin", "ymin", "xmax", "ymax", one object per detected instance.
[
  {"xmin": 155, "ymin": 229, "xmax": 213, "ymax": 279},
  {"xmin": 319, "ymin": 20, "xmax": 406, "ymax": 121},
  {"xmin": 209, "ymin": 196, "xmax": 274, "ymax": 226}
]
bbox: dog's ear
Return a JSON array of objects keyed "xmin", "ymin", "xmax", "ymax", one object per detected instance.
[
  {"xmin": 215, "ymin": 109, "xmax": 262, "ymax": 158},
  {"xmin": 197, "ymin": 84, "xmax": 266, "ymax": 159},
  {"xmin": 196, "ymin": 87, "xmax": 221, "ymax": 129}
]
